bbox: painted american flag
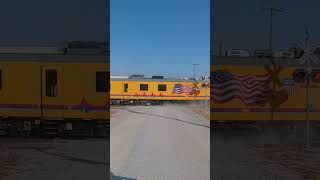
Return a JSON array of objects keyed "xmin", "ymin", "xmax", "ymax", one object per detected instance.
[
  {"xmin": 281, "ymin": 78, "xmax": 296, "ymax": 95},
  {"xmin": 211, "ymin": 71, "xmax": 272, "ymax": 105},
  {"xmin": 172, "ymin": 84, "xmax": 194, "ymax": 95}
]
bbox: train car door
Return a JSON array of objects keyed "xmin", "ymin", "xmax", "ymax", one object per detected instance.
[{"xmin": 41, "ymin": 65, "xmax": 63, "ymax": 118}]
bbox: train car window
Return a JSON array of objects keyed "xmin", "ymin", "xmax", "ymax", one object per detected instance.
[
  {"xmin": 124, "ymin": 83, "xmax": 128, "ymax": 92},
  {"xmin": 96, "ymin": 71, "xmax": 108, "ymax": 92},
  {"xmin": 46, "ymin": 70, "xmax": 58, "ymax": 97},
  {"xmin": 158, "ymin": 84, "xmax": 166, "ymax": 91},
  {"xmin": 140, "ymin": 84, "xmax": 148, "ymax": 91},
  {"xmin": 107, "ymin": 72, "xmax": 110, "ymax": 92}
]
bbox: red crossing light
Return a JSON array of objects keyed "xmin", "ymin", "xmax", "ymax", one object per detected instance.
[
  {"xmin": 315, "ymin": 73, "xmax": 320, "ymax": 80},
  {"xmin": 312, "ymin": 70, "xmax": 320, "ymax": 83},
  {"xmin": 312, "ymin": 71, "xmax": 320, "ymax": 83}
]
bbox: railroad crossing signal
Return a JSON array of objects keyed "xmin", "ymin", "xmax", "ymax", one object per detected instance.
[
  {"xmin": 295, "ymin": 43, "xmax": 320, "ymax": 85},
  {"xmin": 292, "ymin": 69, "xmax": 320, "ymax": 83},
  {"xmin": 298, "ymin": 44, "xmax": 320, "ymax": 65},
  {"xmin": 297, "ymin": 42, "xmax": 320, "ymax": 149},
  {"xmin": 311, "ymin": 70, "xmax": 320, "ymax": 83}
]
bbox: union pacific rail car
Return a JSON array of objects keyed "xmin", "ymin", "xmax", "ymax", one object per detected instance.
[
  {"xmin": 110, "ymin": 77, "xmax": 210, "ymax": 104},
  {"xmin": 211, "ymin": 56, "xmax": 320, "ymax": 131},
  {"xmin": 0, "ymin": 42, "xmax": 109, "ymax": 137}
]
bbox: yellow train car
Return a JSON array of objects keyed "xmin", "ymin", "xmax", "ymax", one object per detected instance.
[
  {"xmin": 110, "ymin": 77, "xmax": 209, "ymax": 104},
  {"xmin": 0, "ymin": 42, "xmax": 109, "ymax": 137},
  {"xmin": 211, "ymin": 56, "xmax": 320, "ymax": 129}
]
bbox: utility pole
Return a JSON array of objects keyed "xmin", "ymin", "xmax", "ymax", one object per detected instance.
[
  {"xmin": 192, "ymin": 64, "xmax": 199, "ymax": 82},
  {"xmin": 305, "ymin": 27, "xmax": 311, "ymax": 149},
  {"xmin": 218, "ymin": 40, "xmax": 223, "ymax": 56},
  {"xmin": 205, "ymin": 72, "xmax": 209, "ymax": 110},
  {"xmin": 192, "ymin": 64, "xmax": 199, "ymax": 105},
  {"xmin": 262, "ymin": 7, "xmax": 284, "ymax": 123},
  {"xmin": 262, "ymin": 7, "xmax": 285, "ymax": 50}
]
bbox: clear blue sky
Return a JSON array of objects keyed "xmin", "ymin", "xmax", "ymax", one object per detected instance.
[
  {"xmin": 110, "ymin": 0, "xmax": 210, "ymax": 77},
  {"xmin": 213, "ymin": 0, "xmax": 320, "ymax": 53},
  {"xmin": 0, "ymin": 0, "xmax": 107, "ymax": 44}
]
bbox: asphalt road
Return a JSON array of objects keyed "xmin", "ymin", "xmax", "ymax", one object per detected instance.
[
  {"xmin": 0, "ymin": 138, "xmax": 108, "ymax": 180},
  {"xmin": 110, "ymin": 105, "xmax": 210, "ymax": 180},
  {"xmin": 212, "ymin": 125, "xmax": 320, "ymax": 180}
]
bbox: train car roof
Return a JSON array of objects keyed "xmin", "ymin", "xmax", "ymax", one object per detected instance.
[
  {"xmin": 110, "ymin": 78, "xmax": 197, "ymax": 82},
  {"xmin": 212, "ymin": 56, "xmax": 320, "ymax": 68},
  {"xmin": 0, "ymin": 53, "xmax": 108, "ymax": 63}
]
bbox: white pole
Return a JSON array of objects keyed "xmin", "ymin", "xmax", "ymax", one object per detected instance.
[
  {"xmin": 192, "ymin": 64, "xmax": 199, "ymax": 106},
  {"xmin": 306, "ymin": 28, "xmax": 311, "ymax": 149}
]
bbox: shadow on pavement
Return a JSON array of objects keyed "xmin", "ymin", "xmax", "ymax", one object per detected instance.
[
  {"xmin": 110, "ymin": 172, "xmax": 137, "ymax": 180},
  {"xmin": 124, "ymin": 109, "xmax": 210, "ymax": 128}
]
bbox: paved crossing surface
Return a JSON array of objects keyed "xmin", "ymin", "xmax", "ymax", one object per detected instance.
[
  {"xmin": 110, "ymin": 105, "xmax": 210, "ymax": 180},
  {"xmin": 0, "ymin": 138, "xmax": 108, "ymax": 180},
  {"xmin": 211, "ymin": 123, "xmax": 320, "ymax": 180}
]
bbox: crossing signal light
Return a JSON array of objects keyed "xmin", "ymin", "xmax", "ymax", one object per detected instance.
[
  {"xmin": 311, "ymin": 70, "xmax": 320, "ymax": 83},
  {"xmin": 292, "ymin": 69, "xmax": 307, "ymax": 83}
]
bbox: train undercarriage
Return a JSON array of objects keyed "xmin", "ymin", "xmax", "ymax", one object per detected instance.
[
  {"xmin": 0, "ymin": 118, "xmax": 109, "ymax": 138},
  {"xmin": 111, "ymin": 99, "xmax": 161, "ymax": 106},
  {"xmin": 111, "ymin": 99, "xmax": 199, "ymax": 106}
]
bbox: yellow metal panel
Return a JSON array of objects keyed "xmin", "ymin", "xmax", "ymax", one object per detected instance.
[
  {"xmin": 63, "ymin": 63, "xmax": 108, "ymax": 120},
  {"xmin": 211, "ymin": 64, "xmax": 320, "ymax": 121},
  {"xmin": 0, "ymin": 61, "xmax": 108, "ymax": 121},
  {"xmin": 0, "ymin": 62, "xmax": 41, "ymax": 118}
]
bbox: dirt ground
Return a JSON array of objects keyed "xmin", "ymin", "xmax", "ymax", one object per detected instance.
[
  {"xmin": 110, "ymin": 104, "xmax": 210, "ymax": 180},
  {"xmin": 188, "ymin": 103, "xmax": 210, "ymax": 120},
  {"xmin": 212, "ymin": 127, "xmax": 320, "ymax": 180},
  {"xmin": 249, "ymin": 143, "xmax": 320, "ymax": 179},
  {"xmin": 0, "ymin": 138, "xmax": 108, "ymax": 180}
]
